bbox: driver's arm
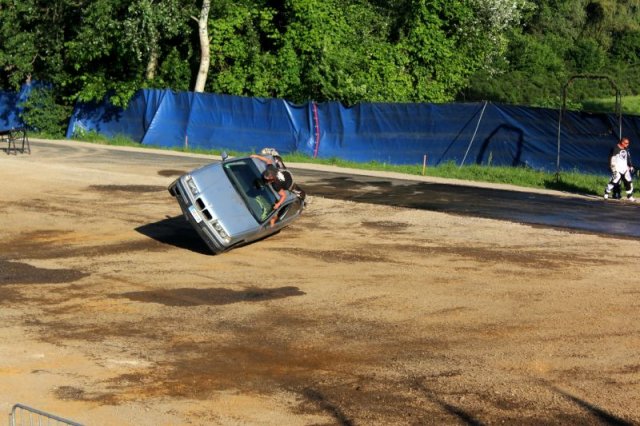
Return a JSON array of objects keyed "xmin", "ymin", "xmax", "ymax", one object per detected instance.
[
  {"xmin": 273, "ymin": 189, "xmax": 286, "ymax": 210},
  {"xmin": 250, "ymin": 154, "xmax": 272, "ymax": 165},
  {"xmin": 270, "ymin": 189, "xmax": 287, "ymax": 226}
]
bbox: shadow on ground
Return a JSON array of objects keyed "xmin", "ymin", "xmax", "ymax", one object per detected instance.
[
  {"xmin": 135, "ymin": 216, "xmax": 210, "ymax": 255},
  {"xmin": 543, "ymin": 177, "xmax": 599, "ymax": 196}
]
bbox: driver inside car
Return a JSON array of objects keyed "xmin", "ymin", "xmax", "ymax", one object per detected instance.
[{"xmin": 261, "ymin": 164, "xmax": 293, "ymax": 226}]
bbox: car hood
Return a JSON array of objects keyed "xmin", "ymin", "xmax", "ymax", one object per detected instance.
[{"xmin": 190, "ymin": 163, "xmax": 258, "ymax": 235}]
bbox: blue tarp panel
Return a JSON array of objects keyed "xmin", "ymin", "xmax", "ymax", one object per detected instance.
[
  {"xmin": 0, "ymin": 82, "xmax": 33, "ymax": 130},
  {"xmin": 66, "ymin": 90, "xmax": 167, "ymax": 142},
  {"xmin": 183, "ymin": 93, "xmax": 310, "ymax": 154},
  {"xmin": 142, "ymin": 90, "xmax": 192, "ymax": 148},
  {"xmin": 28, "ymin": 87, "xmax": 640, "ymax": 175},
  {"xmin": 467, "ymin": 104, "xmax": 560, "ymax": 170},
  {"xmin": 0, "ymin": 91, "xmax": 21, "ymax": 130},
  {"xmin": 312, "ymin": 102, "xmax": 476, "ymax": 165},
  {"xmin": 67, "ymin": 90, "xmax": 312, "ymax": 155},
  {"xmin": 312, "ymin": 101, "xmax": 640, "ymax": 174}
]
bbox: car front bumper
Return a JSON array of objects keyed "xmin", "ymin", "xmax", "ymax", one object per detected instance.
[{"xmin": 168, "ymin": 179, "xmax": 227, "ymax": 254}]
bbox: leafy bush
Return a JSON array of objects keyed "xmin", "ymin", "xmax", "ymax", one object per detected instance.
[{"xmin": 19, "ymin": 87, "xmax": 71, "ymax": 137}]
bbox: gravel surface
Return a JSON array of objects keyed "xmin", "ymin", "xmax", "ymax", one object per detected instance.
[{"xmin": 0, "ymin": 140, "xmax": 638, "ymax": 425}]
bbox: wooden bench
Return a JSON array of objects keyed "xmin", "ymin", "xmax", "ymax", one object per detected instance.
[{"xmin": 0, "ymin": 127, "xmax": 30, "ymax": 155}]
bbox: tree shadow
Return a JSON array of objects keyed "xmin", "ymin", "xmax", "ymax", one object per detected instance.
[
  {"xmin": 475, "ymin": 124, "xmax": 524, "ymax": 167},
  {"xmin": 302, "ymin": 387, "xmax": 354, "ymax": 426},
  {"xmin": 548, "ymin": 384, "xmax": 633, "ymax": 425},
  {"xmin": 71, "ymin": 102, "xmax": 125, "ymax": 135},
  {"xmin": 411, "ymin": 377, "xmax": 485, "ymax": 425},
  {"xmin": 542, "ymin": 178, "xmax": 598, "ymax": 196}
]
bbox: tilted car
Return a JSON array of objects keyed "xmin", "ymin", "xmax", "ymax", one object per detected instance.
[{"xmin": 168, "ymin": 152, "xmax": 306, "ymax": 254}]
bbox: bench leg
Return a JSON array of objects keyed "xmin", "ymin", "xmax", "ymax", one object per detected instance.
[
  {"xmin": 8, "ymin": 136, "xmax": 17, "ymax": 155},
  {"xmin": 20, "ymin": 131, "xmax": 30, "ymax": 154}
]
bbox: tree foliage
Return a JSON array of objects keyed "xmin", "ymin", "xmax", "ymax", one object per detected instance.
[
  {"xmin": 20, "ymin": 86, "xmax": 72, "ymax": 136},
  {"xmin": 463, "ymin": 0, "xmax": 640, "ymax": 109},
  {"xmin": 1, "ymin": 0, "xmax": 640, "ymax": 136}
]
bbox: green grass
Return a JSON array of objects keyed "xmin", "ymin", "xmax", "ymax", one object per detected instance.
[
  {"xmin": 70, "ymin": 130, "xmax": 142, "ymax": 147},
  {"xmin": 46, "ymin": 132, "xmax": 609, "ymax": 198},
  {"xmin": 285, "ymin": 154, "xmax": 609, "ymax": 196},
  {"xmin": 582, "ymin": 95, "xmax": 640, "ymax": 116}
]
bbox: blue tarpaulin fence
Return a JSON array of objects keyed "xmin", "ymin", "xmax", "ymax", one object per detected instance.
[
  {"xmin": 0, "ymin": 83, "xmax": 33, "ymax": 131},
  {"xmin": 5, "ymin": 83, "xmax": 640, "ymax": 175},
  {"xmin": 64, "ymin": 88, "xmax": 640, "ymax": 175}
]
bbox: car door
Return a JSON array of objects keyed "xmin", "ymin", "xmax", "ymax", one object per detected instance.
[{"xmin": 272, "ymin": 197, "xmax": 304, "ymax": 229}]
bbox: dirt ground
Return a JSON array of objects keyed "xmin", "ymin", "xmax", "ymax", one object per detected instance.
[{"xmin": 1, "ymin": 140, "xmax": 639, "ymax": 425}]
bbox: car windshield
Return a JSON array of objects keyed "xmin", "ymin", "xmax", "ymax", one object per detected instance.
[{"xmin": 223, "ymin": 158, "xmax": 278, "ymax": 223}]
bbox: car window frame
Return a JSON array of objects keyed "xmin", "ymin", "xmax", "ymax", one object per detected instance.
[
  {"xmin": 222, "ymin": 158, "xmax": 278, "ymax": 223},
  {"xmin": 274, "ymin": 196, "xmax": 303, "ymax": 225}
]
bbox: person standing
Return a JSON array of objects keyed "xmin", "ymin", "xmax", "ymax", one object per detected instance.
[{"xmin": 604, "ymin": 137, "xmax": 635, "ymax": 201}]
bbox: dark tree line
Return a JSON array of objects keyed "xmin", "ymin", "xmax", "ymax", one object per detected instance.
[
  {"xmin": 0, "ymin": 0, "xmax": 638, "ymax": 136},
  {"xmin": 463, "ymin": 0, "xmax": 640, "ymax": 108}
]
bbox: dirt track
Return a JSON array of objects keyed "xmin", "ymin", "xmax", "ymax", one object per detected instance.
[{"xmin": 1, "ymin": 140, "xmax": 639, "ymax": 425}]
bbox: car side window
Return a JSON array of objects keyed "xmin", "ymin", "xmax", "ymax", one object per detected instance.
[{"xmin": 223, "ymin": 159, "xmax": 277, "ymax": 222}]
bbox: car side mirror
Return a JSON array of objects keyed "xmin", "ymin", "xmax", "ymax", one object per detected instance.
[{"xmin": 221, "ymin": 151, "xmax": 228, "ymax": 161}]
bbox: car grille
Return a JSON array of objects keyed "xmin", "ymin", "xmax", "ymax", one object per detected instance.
[{"xmin": 195, "ymin": 198, "xmax": 213, "ymax": 220}]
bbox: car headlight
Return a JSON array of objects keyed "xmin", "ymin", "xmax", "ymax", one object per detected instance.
[
  {"xmin": 212, "ymin": 220, "xmax": 230, "ymax": 242},
  {"xmin": 185, "ymin": 175, "xmax": 199, "ymax": 196}
]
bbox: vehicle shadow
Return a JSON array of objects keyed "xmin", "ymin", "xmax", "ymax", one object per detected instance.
[{"xmin": 135, "ymin": 215, "xmax": 211, "ymax": 255}]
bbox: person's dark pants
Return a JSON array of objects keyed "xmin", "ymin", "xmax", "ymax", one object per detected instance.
[{"xmin": 605, "ymin": 170, "xmax": 634, "ymax": 198}]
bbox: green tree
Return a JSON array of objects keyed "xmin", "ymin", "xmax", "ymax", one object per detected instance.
[
  {"xmin": 0, "ymin": 0, "xmax": 72, "ymax": 90},
  {"xmin": 0, "ymin": 0, "xmax": 198, "ymax": 134},
  {"xmin": 20, "ymin": 86, "xmax": 72, "ymax": 136},
  {"xmin": 204, "ymin": 0, "xmax": 530, "ymax": 105},
  {"xmin": 207, "ymin": 0, "xmax": 281, "ymax": 97},
  {"xmin": 276, "ymin": 0, "xmax": 406, "ymax": 104},
  {"xmin": 464, "ymin": 30, "xmax": 566, "ymax": 106},
  {"xmin": 65, "ymin": 0, "xmax": 196, "ymax": 106},
  {"xmin": 6, "ymin": 0, "xmax": 636, "ymax": 118},
  {"xmin": 464, "ymin": 0, "xmax": 640, "ymax": 107},
  {"xmin": 121, "ymin": 0, "xmax": 193, "ymax": 84}
]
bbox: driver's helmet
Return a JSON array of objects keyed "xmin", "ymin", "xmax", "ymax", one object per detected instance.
[{"xmin": 260, "ymin": 147, "xmax": 280, "ymax": 157}]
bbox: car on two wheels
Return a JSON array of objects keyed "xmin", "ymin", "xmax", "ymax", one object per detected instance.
[{"xmin": 168, "ymin": 151, "xmax": 305, "ymax": 254}]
